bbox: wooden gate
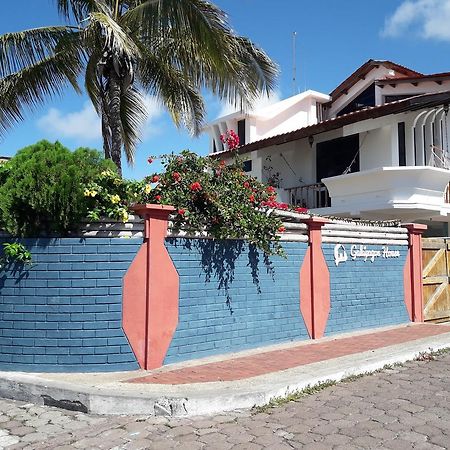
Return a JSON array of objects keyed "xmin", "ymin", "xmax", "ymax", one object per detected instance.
[{"xmin": 422, "ymin": 238, "xmax": 450, "ymax": 322}]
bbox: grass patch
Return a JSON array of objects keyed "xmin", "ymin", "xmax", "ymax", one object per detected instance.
[
  {"xmin": 414, "ymin": 346, "xmax": 450, "ymax": 361},
  {"xmin": 252, "ymin": 349, "xmax": 450, "ymax": 415},
  {"xmin": 253, "ymin": 380, "xmax": 337, "ymax": 414}
]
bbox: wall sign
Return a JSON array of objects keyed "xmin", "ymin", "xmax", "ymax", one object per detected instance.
[{"xmin": 334, "ymin": 244, "xmax": 400, "ymax": 266}]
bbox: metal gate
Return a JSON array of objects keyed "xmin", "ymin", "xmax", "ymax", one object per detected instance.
[{"xmin": 422, "ymin": 238, "xmax": 450, "ymax": 322}]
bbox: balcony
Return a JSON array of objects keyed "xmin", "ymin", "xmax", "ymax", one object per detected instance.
[
  {"xmin": 286, "ymin": 183, "xmax": 330, "ymax": 209},
  {"xmin": 320, "ymin": 166, "xmax": 450, "ymax": 220}
]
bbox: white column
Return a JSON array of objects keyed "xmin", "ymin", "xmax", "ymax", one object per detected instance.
[
  {"xmin": 405, "ymin": 118, "xmax": 415, "ymax": 166},
  {"xmin": 390, "ymin": 124, "xmax": 399, "ymax": 166}
]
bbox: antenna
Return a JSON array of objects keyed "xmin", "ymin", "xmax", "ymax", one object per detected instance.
[{"xmin": 292, "ymin": 31, "xmax": 297, "ymax": 95}]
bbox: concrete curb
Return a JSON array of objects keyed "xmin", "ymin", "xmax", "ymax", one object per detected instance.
[{"xmin": 1, "ymin": 329, "xmax": 450, "ymax": 417}]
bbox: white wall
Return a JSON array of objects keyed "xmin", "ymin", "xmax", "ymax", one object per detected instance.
[
  {"xmin": 328, "ymin": 66, "xmax": 398, "ymax": 118},
  {"xmin": 256, "ymin": 140, "xmax": 315, "ymax": 188},
  {"xmin": 379, "ymin": 80, "xmax": 450, "ymax": 104},
  {"xmin": 359, "ymin": 126, "xmax": 396, "ymax": 170}
]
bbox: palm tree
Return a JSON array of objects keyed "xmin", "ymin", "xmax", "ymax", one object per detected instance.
[{"xmin": 0, "ymin": 0, "xmax": 278, "ymax": 175}]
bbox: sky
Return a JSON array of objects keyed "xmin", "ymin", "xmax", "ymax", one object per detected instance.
[{"xmin": 2, "ymin": 0, "xmax": 450, "ymax": 179}]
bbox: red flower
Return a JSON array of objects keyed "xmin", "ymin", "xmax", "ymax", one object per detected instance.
[
  {"xmin": 155, "ymin": 195, "xmax": 161, "ymax": 202},
  {"xmin": 151, "ymin": 175, "xmax": 160, "ymax": 183},
  {"xmin": 147, "ymin": 157, "xmax": 153, "ymax": 164},
  {"xmin": 220, "ymin": 160, "xmax": 226, "ymax": 167},
  {"xmin": 278, "ymin": 226, "xmax": 286, "ymax": 233},
  {"xmin": 249, "ymin": 194, "xmax": 255, "ymax": 203},
  {"xmin": 243, "ymin": 181, "xmax": 250, "ymax": 189},
  {"xmin": 190, "ymin": 181, "xmax": 202, "ymax": 192},
  {"xmin": 172, "ymin": 172, "xmax": 181, "ymax": 182},
  {"xmin": 295, "ymin": 207, "xmax": 308, "ymax": 213},
  {"xmin": 178, "ymin": 208, "xmax": 185, "ymax": 216}
]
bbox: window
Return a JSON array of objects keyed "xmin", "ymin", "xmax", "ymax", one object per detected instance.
[
  {"xmin": 398, "ymin": 122, "xmax": 406, "ymax": 166},
  {"xmin": 238, "ymin": 120, "xmax": 246, "ymax": 145},
  {"xmin": 243, "ymin": 160, "xmax": 252, "ymax": 172},
  {"xmin": 337, "ymin": 84, "xmax": 375, "ymax": 117},
  {"xmin": 384, "ymin": 94, "xmax": 416, "ymax": 104},
  {"xmin": 316, "ymin": 134, "xmax": 359, "ymax": 182}
]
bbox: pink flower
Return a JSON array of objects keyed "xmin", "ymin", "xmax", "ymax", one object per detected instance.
[
  {"xmin": 172, "ymin": 172, "xmax": 181, "ymax": 182},
  {"xmin": 151, "ymin": 175, "xmax": 160, "ymax": 183}
]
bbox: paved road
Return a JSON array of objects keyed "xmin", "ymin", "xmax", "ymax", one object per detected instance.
[{"xmin": 0, "ymin": 353, "xmax": 449, "ymax": 449}]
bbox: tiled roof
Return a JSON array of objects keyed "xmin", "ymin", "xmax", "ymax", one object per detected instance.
[
  {"xmin": 212, "ymin": 91, "xmax": 450, "ymax": 158},
  {"xmin": 330, "ymin": 59, "xmax": 422, "ymax": 101}
]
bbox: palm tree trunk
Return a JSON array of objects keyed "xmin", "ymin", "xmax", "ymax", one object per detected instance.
[
  {"xmin": 101, "ymin": 112, "xmax": 112, "ymax": 160},
  {"xmin": 106, "ymin": 71, "xmax": 123, "ymax": 176}
]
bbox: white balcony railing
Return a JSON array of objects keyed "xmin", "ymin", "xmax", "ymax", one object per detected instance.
[{"xmin": 286, "ymin": 183, "xmax": 330, "ymax": 209}]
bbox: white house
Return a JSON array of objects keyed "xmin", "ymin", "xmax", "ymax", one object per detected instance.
[{"xmin": 205, "ymin": 60, "xmax": 450, "ymax": 236}]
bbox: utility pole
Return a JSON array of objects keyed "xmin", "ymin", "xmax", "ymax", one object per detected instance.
[{"xmin": 292, "ymin": 31, "xmax": 297, "ymax": 96}]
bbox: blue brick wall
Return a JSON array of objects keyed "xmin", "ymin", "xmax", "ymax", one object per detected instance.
[
  {"xmin": 323, "ymin": 243, "xmax": 409, "ymax": 335},
  {"xmin": 0, "ymin": 238, "xmax": 142, "ymax": 372},
  {"xmin": 164, "ymin": 238, "xmax": 309, "ymax": 364}
]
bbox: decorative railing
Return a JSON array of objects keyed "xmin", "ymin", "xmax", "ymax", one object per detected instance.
[{"xmin": 286, "ymin": 182, "xmax": 331, "ymax": 209}]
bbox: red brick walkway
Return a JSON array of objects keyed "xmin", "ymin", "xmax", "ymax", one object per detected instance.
[{"xmin": 126, "ymin": 324, "xmax": 450, "ymax": 385}]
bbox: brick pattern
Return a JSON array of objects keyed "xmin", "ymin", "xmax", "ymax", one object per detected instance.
[
  {"xmin": 164, "ymin": 238, "xmax": 309, "ymax": 364},
  {"xmin": 323, "ymin": 243, "xmax": 410, "ymax": 335},
  {"xmin": 128, "ymin": 323, "xmax": 450, "ymax": 384},
  {"xmin": 0, "ymin": 238, "xmax": 142, "ymax": 372}
]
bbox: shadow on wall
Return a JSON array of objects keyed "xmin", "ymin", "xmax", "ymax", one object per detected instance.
[{"xmin": 166, "ymin": 238, "xmax": 275, "ymax": 313}]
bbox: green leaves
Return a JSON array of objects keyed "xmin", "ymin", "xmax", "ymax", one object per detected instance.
[
  {"xmin": 0, "ymin": 141, "xmax": 114, "ymax": 236},
  {"xmin": 0, "ymin": 243, "xmax": 32, "ymax": 268},
  {"xmin": 139, "ymin": 151, "xmax": 285, "ymax": 255}
]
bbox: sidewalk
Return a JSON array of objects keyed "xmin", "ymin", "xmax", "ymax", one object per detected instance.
[{"xmin": 1, "ymin": 322, "xmax": 450, "ymax": 417}]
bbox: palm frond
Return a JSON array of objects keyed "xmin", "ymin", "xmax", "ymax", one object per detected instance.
[
  {"xmin": 119, "ymin": 87, "xmax": 147, "ymax": 164},
  {"xmin": 0, "ymin": 50, "xmax": 83, "ymax": 136},
  {"xmin": 137, "ymin": 45, "xmax": 205, "ymax": 135},
  {"xmin": 56, "ymin": 0, "xmax": 111, "ymax": 22},
  {"xmin": 85, "ymin": 50, "xmax": 103, "ymax": 112},
  {"xmin": 0, "ymin": 26, "xmax": 79, "ymax": 78},
  {"xmin": 86, "ymin": 12, "xmax": 139, "ymax": 60},
  {"xmin": 123, "ymin": 0, "xmax": 278, "ymax": 111}
]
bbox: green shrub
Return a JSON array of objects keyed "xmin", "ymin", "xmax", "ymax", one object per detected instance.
[
  {"xmin": 82, "ymin": 169, "xmax": 145, "ymax": 223},
  {"xmin": 0, "ymin": 140, "xmax": 115, "ymax": 236}
]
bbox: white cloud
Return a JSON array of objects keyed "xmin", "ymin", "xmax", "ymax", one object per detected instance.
[
  {"xmin": 382, "ymin": 0, "xmax": 450, "ymax": 41},
  {"xmin": 37, "ymin": 95, "xmax": 164, "ymax": 143},
  {"xmin": 37, "ymin": 102, "xmax": 101, "ymax": 142},
  {"xmin": 141, "ymin": 95, "xmax": 164, "ymax": 140},
  {"xmin": 218, "ymin": 90, "xmax": 282, "ymax": 118}
]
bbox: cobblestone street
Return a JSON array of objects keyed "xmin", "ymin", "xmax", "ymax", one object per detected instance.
[{"xmin": 0, "ymin": 352, "xmax": 449, "ymax": 449}]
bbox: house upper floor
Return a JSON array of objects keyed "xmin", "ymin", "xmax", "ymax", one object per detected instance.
[
  {"xmin": 206, "ymin": 60, "xmax": 450, "ymax": 229},
  {"xmin": 206, "ymin": 59, "xmax": 450, "ymax": 155}
]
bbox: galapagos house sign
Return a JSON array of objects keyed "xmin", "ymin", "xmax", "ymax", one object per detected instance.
[{"xmin": 334, "ymin": 244, "xmax": 400, "ymax": 266}]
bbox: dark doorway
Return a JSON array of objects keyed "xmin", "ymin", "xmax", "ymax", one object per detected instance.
[{"xmin": 316, "ymin": 134, "xmax": 360, "ymax": 182}]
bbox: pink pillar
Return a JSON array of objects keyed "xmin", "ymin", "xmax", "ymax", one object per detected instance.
[
  {"xmin": 123, "ymin": 204, "xmax": 179, "ymax": 370},
  {"xmin": 403, "ymin": 223, "xmax": 427, "ymax": 322},
  {"xmin": 300, "ymin": 217, "xmax": 330, "ymax": 339}
]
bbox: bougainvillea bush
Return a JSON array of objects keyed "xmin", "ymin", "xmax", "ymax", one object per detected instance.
[{"xmin": 141, "ymin": 151, "xmax": 286, "ymax": 255}]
